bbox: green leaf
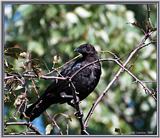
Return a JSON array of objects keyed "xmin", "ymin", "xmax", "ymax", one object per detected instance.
[
  {"xmin": 17, "ymin": 5, "xmax": 34, "ymax": 17},
  {"xmin": 45, "ymin": 6, "xmax": 57, "ymax": 19},
  {"xmin": 28, "ymin": 40, "xmax": 44, "ymax": 56}
]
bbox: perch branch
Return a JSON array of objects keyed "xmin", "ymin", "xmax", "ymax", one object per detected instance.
[
  {"xmin": 84, "ymin": 34, "xmax": 154, "ymax": 128},
  {"xmin": 5, "ymin": 122, "xmax": 41, "ymax": 135},
  {"xmin": 113, "ymin": 59, "xmax": 156, "ymax": 100}
]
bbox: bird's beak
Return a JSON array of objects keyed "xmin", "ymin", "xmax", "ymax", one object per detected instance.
[{"xmin": 74, "ymin": 47, "xmax": 80, "ymax": 53}]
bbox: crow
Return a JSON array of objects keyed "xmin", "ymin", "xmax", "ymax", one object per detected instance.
[{"xmin": 20, "ymin": 44, "xmax": 101, "ymax": 121}]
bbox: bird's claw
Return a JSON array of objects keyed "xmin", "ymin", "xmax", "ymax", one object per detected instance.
[
  {"xmin": 69, "ymin": 95, "xmax": 80, "ymax": 105},
  {"xmin": 74, "ymin": 96, "xmax": 80, "ymax": 103},
  {"xmin": 74, "ymin": 111, "xmax": 83, "ymax": 118}
]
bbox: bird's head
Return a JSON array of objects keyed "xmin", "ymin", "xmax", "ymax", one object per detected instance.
[{"xmin": 74, "ymin": 44, "xmax": 97, "ymax": 56}]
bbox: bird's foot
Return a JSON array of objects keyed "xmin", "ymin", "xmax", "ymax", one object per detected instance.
[
  {"xmin": 69, "ymin": 96, "xmax": 80, "ymax": 107},
  {"xmin": 74, "ymin": 111, "xmax": 83, "ymax": 119},
  {"xmin": 73, "ymin": 96, "xmax": 80, "ymax": 104}
]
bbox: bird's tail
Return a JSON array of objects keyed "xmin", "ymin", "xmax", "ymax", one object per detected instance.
[{"xmin": 20, "ymin": 94, "xmax": 53, "ymax": 121}]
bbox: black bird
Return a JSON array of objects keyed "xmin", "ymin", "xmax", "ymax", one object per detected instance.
[{"xmin": 20, "ymin": 44, "xmax": 101, "ymax": 121}]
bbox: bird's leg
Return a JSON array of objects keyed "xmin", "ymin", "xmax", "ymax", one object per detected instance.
[
  {"xmin": 60, "ymin": 92, "xmax": 84, "ymax": 117},
  {"xmin": 74, "ymin": 108, "xmax": 83, "ymax": 119},
  {"xmin": 69, "ymin": 95, "xmax": 80, "ymax": 106},
  {"xmin": 68, "ymin": 97, "xmax": 83, "ymax": 118},
  {"xmin": 68, "ymin": 80, "xmax": 89, "ymax": 135}
]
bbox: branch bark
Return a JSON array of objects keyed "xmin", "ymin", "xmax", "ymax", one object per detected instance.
[
  {"xmin": 84, "ymin": 34, "xmax": 155, "ymax": 128},
  {"xmin": 5, "ymin": 122, "xmax": 41, "ymax": 135}
]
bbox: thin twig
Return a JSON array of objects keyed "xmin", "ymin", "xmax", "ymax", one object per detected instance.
[
  {"xmin": 84, "ymin": 34, "xmax": 154, "ymax": 128},
  {"xmin": 71, "ymin": 41, "xmax": 152, "ymax": 81},
  {"xmin": 31, "ymin": 79, "xmax": 63, "ymax": 135},
  {"xmin": 53, "ymin": 113, "xmax": 71, "ymax": 135},
  {"xmin": 132, "ymin": 80, "xmax": 156, "ymax": 84},
  {"xmin": 147, "ymin": 4, "xmax": 153, "ymax": 28},
  {"xmin": 70, "ymin": 58, "xmax": 113, "ymax": 80},
  {"xmin": 44, "ymin": 111, "xmax": 63, "ymax": 135},
  {"xmin": 5, "ymin": 122, "xmax": 41, "ymax": 135},
  {"xmin": 45, "ymin": 54, "xmax": 81, "ymax": 76},
  {"xmin": 147, "ymin": 5, "xmax": 151, "ymax": 20},
  {"xmin": 57, "ymin": 54, "xmax": 81, "ymax": 70},
  {"xmin": 4, "ymin": 76, "xmax": 15, "ymax": 80},
  {"xmin": 114, "ymin": 59, "xmax": 156, "ymax": 100},
  {"xmin": 5, "ymin": 74, "xmax": 67, "ymax": 80}
]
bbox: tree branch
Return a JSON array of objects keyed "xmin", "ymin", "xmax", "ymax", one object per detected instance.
[
  {"xmin": 84, "ymin": 34, "xmax": 155, "ymax": 128},
  {"xmin": 113, "ymin": 59, "xmax": 156, "ymax": 100},
  {"xmin": 5, "ymin": 73, "xmax": 67, "ymax": 81},
  {"xmin": 5, "ymin": 122, "xmax": 41, "ymax": 135}
]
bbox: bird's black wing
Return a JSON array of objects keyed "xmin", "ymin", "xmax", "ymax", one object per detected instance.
[
  {"xmin": 20, "ymin": 44, "xmax": 101, "ymax": 122},
  {"xmin": 20, "ymin": 58, "xmax": 81, "ymax": 121},
  {"xmin": 59, "ymin": 57, "xmax": 84, "ymax": 77}
]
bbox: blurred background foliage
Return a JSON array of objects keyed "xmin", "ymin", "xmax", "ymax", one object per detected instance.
[{"xmin": 3, "ymin": 3, "xmax": 157, "ymax": 135}]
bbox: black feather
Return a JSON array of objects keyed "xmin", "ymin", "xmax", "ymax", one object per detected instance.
[{"xmin": 20, "ymin": 44, "xmax": 101, "ymax": 121}]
